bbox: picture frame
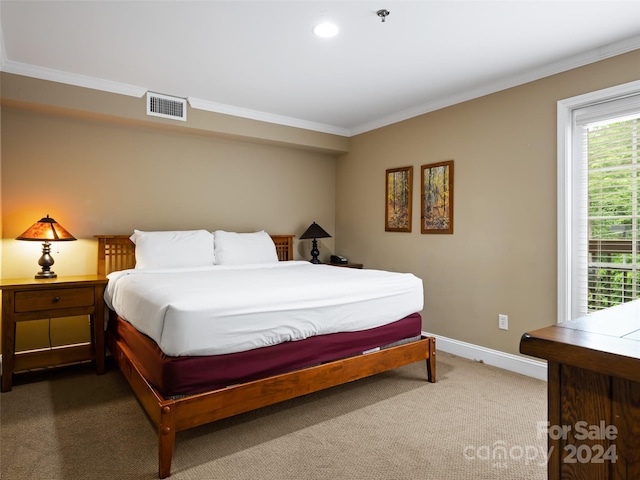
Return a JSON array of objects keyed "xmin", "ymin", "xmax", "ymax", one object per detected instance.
[
  {"xmin": 385, "ymin": 166, "xmax": 413, "ymax": 232},
  {"xmin": 421, "ymin": 160, "xmax": 454, "ymax": 234}
]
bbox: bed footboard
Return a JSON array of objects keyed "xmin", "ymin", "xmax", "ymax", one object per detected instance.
[{"xmin": 108, "ymin": 329, "xmax": 435, "ymax": 478}]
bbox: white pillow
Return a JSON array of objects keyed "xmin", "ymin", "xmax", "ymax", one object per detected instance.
[
  {"xmin": 130, "ymin": 230, "xmax": 215, "ymax": 269},
  {"xmin": 213, "ymin": 230, "xmax": 279, "ymax": 265}
]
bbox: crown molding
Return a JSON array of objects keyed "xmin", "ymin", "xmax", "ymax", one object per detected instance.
[
  {"xmin": 350, "ymin": 35, "xmax": 640, "ymax": 136},
  {"xmin": 1, "ymin": 59, "xmax": 147, "ymax": 98},
  {"xmin": 0, "ymin": 58, "xmax": 349, "ymax": 136},
  {"xmin": 1, "ymin": 35, "xmax": 638, "ymax": 137},
  {"xmin": 187, "ymin": 97, "xmax": 350, "ymax": 137}
]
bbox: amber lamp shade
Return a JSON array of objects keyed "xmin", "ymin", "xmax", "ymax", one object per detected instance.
[
  {"xmin": 16, "ymin": 215, "xmax": 77, "ymax": 279},
  {"xmin": 299, "ymin": 221, "xmax": 331, "ymax": 264}
]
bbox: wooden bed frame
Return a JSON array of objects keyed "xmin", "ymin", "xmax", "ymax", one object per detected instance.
[{"xmin": 95, "ymin": 234, "xmax": 436, "ymax": 478}]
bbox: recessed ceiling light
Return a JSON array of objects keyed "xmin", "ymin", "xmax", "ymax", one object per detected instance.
[{"xmin": 313, "ymin": 22, "xmax": 339, "ymax": 38}]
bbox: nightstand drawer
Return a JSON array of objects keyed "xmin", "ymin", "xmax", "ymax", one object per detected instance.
[{"xmin": 14, "ymin": 287, "xmax": 95, "ymax": 313}]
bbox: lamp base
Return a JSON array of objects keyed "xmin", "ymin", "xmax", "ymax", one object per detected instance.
[
  {"xmin": 309, "ymin": 238, "xmax": 321, "ymax": 264},
  {"xmin": 35, "ymin": 270, "xmax": 57, "ymax": 279},
  {"xmin": 35, "ymin": 241, "xmax": 57, "ymax": 279}
]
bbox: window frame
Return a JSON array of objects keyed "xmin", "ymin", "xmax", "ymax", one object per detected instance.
[{"xmin": 557, "ymin": 79, "xmax": 640, "ymax": 323}]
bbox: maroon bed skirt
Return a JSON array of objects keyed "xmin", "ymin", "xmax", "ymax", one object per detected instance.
[{"xmin": 107, "ymin": 312, "xmax": 423, "ymax": 397}]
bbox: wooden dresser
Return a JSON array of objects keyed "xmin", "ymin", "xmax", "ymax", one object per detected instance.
[{"xmin": 520, "ymin": 300, "xmax": 640, "ymax": 480}]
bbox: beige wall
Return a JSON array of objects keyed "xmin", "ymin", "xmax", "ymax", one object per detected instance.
[
  {"xmin": 336, "ymin": 50, "xmax": 640, "ymax": 356},
  {"xmin": 0, "ymin": 73, "xmax": 3, "ymax": 278},
  {"xmin": 1, "ymin": 50, "xmax": 639, "ymax": 357},
  {"xmin": 1, "ymin": 75, "xmax": 340, "ymax": 350}
]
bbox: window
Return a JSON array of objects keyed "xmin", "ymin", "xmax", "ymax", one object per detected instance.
[
  {"xmin": 558, "ymin": 81, "xmax": 640, "ymax": 322},
  {"xmin": 584, "ymin": 116, "xmax": 639, "ymax": 312}
]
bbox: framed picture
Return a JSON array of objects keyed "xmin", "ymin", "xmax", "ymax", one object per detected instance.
[
  {"xmin": 385, "ymin": 166, "xmax": 413, "ymax": 232},
  {"xmin": 421, "ymin": 160, "xmax": 454, "ymax": 234}
]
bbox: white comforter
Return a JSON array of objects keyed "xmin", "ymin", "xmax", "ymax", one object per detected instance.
[{"xmin": 105, "ymin": 261, "xmax": 423, "ymax": 356}]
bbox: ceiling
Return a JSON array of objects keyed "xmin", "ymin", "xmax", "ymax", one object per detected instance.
[{"xmin": 1, "ymin": 1, "xmax": 639, "ymax": 136}]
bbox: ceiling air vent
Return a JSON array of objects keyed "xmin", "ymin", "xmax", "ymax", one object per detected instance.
[{"xmin": 146, "ymin": 92, "xmax": 187, "ymax": 121}]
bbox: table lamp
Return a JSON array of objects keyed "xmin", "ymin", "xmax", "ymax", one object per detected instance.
[
  {"xmin": 299, "ymin": 222, "xmax": 331, "ymax": 264},
  {"xmin": 16, "ymin": 214, "xmax": 77, "ymax": 278}
]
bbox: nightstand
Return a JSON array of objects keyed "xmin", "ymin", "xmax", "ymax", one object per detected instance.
[
  {"xmin": 329, "ymin": 262, "xmax": 363, "ymax": 269},
  {"xmin": 1, "ymin": 275, "xmax": 108, "ymax": 392}
]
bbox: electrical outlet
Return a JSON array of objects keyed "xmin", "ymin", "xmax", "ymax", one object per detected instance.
[{"xmin": 498, "ymin": 314, "xmax": 508, "ymax": 330}]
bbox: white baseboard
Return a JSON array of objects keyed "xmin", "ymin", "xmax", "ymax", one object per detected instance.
[{"xmin": 423, "ymin": 331, "xmax": 548, "ymax": 381}]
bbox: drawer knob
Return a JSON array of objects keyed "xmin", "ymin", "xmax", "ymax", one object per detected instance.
[{"xmin": 52, "ymin": 296, "xmax": 60, "ymax": 303}]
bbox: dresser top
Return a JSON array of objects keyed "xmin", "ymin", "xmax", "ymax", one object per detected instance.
[
  {"xmin": 520, "ymin": 300, "xmax": 640, "ymax": 383},
  {"xmin": 557, "ymin": 300, "xmax": 640, "ymax": 339}
]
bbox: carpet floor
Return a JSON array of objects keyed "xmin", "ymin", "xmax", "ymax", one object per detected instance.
[{"xmin": 1, "ymin": 351, "xmax": 547, "ymax": 479}]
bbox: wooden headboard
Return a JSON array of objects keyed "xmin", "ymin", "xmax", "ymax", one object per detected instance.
[{"xmin": 95, "ymin": 234, "xmax": 294, "ymax": 276}]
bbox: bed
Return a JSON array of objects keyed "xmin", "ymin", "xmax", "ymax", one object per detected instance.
[{"xmin": 95, "ymin": 231, "xmax": 436, "ymax": 478}]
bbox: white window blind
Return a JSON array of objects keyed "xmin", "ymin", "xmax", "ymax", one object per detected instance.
[{"xmin": 570, "ymin": 94, "xmax": 640, "ymax": 318}]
